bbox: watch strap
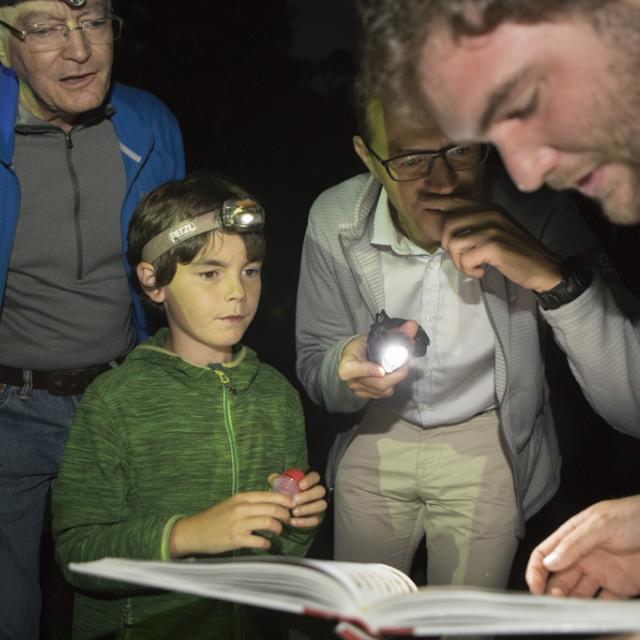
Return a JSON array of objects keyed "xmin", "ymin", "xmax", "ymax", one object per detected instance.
[{"xmin": 534, "ymin": 256, "xmax": 593, "ymax": 311}]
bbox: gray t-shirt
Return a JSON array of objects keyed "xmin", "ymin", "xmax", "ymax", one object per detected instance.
[{"xmin": 0, "ymin": 105, "xmax": 136, "ymax": 370}]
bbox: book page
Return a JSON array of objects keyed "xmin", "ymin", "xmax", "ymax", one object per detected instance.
[
  {"xmin": 361, "ymin": 586, "xmax": 640, "ymax": 636},
  {"xmin": 302, "ymin": 558, "xmax": 417, "ymax": 608},
  {"xmin": 69, "ymin": 556, "xmax": 416, "ymax": 619}
]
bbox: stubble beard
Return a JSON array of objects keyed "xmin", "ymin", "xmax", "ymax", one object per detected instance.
[{"xmin": 593, "ymin": 5, "xmax": 640, "ymax": 224}]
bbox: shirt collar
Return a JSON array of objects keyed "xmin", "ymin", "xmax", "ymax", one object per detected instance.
[
  {"xmin": 371, "ymin": 187, "xmax": 443, "ymax": 258},
  {"xmin": 15, "ymin": 101, "xmax": 115, "ymax": 132}
]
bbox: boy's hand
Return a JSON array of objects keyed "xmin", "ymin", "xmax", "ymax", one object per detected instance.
[
  {"xmin": 269, "ymin": 470, "xmax": 327, "ymax": 529},
  {"xmin": 170, "ymin": 491, "xmax": 294, "ymax": 557}
]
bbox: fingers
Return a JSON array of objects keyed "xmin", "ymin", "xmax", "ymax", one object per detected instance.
[
  {"xmin": 235, "ymin": 490, "xmax": 295, "ymax": 510},
  {"xmin": 545, "ymin": 568, "xmax": 600, "ymax": 598},
  {"xmin": 526, "ymin": 504, "xmax": 616, "ymax": 596},
  {"xmin": 171, "ymin": 495, "xmax": 294, "ymax": 557},
  {"xmin": 293, "ymin": 472, "xmax": 328, "ymax": 520},
  {"xmin": 435, "ymin": 201, "xmax": 562, "ymax": 290},
  {"xmin": 525, "ymin": 546, "xmax": 551, "ymax": 594},
  {"xmin": 344, "ymin": 365, "xmax": 409, "ymax": 399},
  {"xmin": 538, "ymin": 509, "xmax": 603, "ymax": 573},
  {"xmin": 290, "ymin": 514, "xmax": 325, "ymax": 529},
  {"xmin": 397, "ymin": 319, "xmax": 420, "ymax": 340},
  {"xmin": 525, "ymin": 510, "xmax": 592, "ymax": 593},
  {"xmin": 339, "ymin": 360, "xmax": 387, "ymax": 385},
  {"xmin": 338, "ymin": 336, "xmax": 386, "ymax": 384},
  {"xmin": 440, "ymin": 208, "xmax": 507, "ymax": 250},
  {"xmin": 297, "ymin": 470, "xmax": 321, "ymax": 491},
  {"xmin": 293, "ymin": 489, "xmax": 327, "ymax": 516}
]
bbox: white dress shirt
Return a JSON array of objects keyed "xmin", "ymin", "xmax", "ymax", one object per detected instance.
[{"xmin": 372, "ymin": 189, "xmax": 497, "ymax": 427}]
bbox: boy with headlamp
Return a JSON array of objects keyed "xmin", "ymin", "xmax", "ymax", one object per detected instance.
[{"xmin": 52, "ymin": 173, "xmax": 326, "ymax": 640}]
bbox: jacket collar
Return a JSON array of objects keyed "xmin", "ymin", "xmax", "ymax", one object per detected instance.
[
  {"xmin": 337, "ymin": 174, "xmax": 386, "ymax": 314},
  {"xmin": 130, "ymin": 328, "xmax": 260, "ymax": 392}
]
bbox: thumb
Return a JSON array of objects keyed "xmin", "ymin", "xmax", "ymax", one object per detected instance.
[{"xmin": 397, "ymin": 319, "xmax": 420, "ymax": 341}]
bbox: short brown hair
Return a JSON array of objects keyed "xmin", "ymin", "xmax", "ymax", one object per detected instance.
[
  {"xmin": 127, "ymin": 172, "xmax": 266, "ymax": 291},
  {"xmin": 356, "ymin": 0, "xmax": 613, "ymax": 123}
]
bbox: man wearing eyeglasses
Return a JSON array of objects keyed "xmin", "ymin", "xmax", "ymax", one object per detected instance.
[
  {"xmin": 295, "ymin": 82, "xmax": 637, "ymax": 590},
  {"xmin": 0, "ymin": 1, "xmax": 185, "ymax": 638}
]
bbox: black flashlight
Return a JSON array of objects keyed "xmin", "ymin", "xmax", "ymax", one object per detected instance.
[{"xmin": 366, "ymin": 310, "xmax": 430, "ymax": 373}]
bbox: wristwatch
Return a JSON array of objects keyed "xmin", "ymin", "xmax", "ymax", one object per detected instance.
[{"xmin": 534, "ymin": 256, "xmax": 593, "ymax": 310}]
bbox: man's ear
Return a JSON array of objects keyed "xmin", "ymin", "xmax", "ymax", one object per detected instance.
[
  {"xmin": 353, "ymin": 135, "xmax": 376, "ymax": 174},
  {"xmin": 136, "ymin": 262, "xmax": 165, "ymax": 303}
]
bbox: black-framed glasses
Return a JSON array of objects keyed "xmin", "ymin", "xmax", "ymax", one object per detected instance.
[
  {"xmin": 0, "ymin": 15, "xmax": 122, "ymax": 53},
  {"xmin": 365, "ymin": 141, "xmax": 490, "ymax": 182}
]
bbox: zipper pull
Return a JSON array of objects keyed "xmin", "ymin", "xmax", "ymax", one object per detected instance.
[
  {"xmin": 64, "ymin": 131, "xmax": 73, "ymax": 149},
  {"xmin": 212, "ymin": 368, "xmax": 236, "ymax": 393}
]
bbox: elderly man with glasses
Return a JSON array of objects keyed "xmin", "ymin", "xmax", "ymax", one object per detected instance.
[
  {"xmin": 295, "ymin": 82, "xmax": 635, "ymax": 591},
  {"xmin": 0, "ymin": 1, "xmax": 184, "ymax": 637}
]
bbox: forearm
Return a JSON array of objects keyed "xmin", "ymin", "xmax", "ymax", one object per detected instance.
[
  {"xmin": 543, "ymin": 274, "xmax": 640, "ymax": 434},
  {"xmin": 55, "ymin": 514, "xmax": 181, "ymax": 594}
]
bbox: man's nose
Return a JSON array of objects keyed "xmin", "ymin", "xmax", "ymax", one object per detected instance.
[
  {"xmin": 61, "ymin": 27, "xmax": 92, "ymax": 62},
  {"xmin": 421, "ymin": 156, "xmax": 458, "ymax": 194},
  {"xmin": 494, "ymin": 134, "xmax": 560, "ymax": 192}
]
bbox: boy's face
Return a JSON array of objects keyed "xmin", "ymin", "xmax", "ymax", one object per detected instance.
[{"xmin": 154, "ymin": 232, "xmax": 262, "ymax": 366}]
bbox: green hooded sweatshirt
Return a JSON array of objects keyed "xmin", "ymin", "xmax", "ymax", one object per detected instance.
[{"xmin": 53, "ymin": 329, "xmax": 314, "ymax": 640}]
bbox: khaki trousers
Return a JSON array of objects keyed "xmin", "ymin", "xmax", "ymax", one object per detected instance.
[{"xmin": 334, "ymin": 405, "xmax": 518, "ymax": 588}]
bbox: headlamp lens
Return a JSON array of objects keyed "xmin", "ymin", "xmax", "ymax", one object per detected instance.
[{"xmin": 222, "ymin": 199, "xmax": 265, "ymax": 231}]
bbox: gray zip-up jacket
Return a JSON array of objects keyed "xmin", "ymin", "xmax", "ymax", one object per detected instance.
[{"xmin": 296, "ymin": 171, "xmax": 640, "ymax": 537}]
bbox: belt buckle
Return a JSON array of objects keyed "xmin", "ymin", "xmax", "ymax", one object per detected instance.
[{"xmin": 48, "ymin": 369, "xmax": 90, "ymax": 396}]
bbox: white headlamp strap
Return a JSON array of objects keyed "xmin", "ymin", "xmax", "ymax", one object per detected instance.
[{"xmin": 141, "ymin": 212, "xmax": 219, "ymax": 264}]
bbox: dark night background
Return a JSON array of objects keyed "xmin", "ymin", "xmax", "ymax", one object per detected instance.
[{"xmin": 42, "ymin": 2, "xmax": 640, "ymax": 638}]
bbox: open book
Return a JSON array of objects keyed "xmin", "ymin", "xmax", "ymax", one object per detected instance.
[{"xmin": 70, "ymin": 555, "xmax": 640, "ymax": 638}]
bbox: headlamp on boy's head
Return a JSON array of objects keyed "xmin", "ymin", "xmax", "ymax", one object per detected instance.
[
  {"xmin": 140, "ymin": 197, "xmax": 265, "ymax": 264},
  {"xmin": 220, "ymin": 198, "xmax": 265, "ymax": 231}
]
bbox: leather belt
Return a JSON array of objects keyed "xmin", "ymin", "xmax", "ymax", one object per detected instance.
[{"xmin": 0, "ymin": 357, "xmax": 126, "ymax": 396}]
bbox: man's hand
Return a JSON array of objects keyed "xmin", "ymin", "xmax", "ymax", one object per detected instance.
[
  {"xmin": 337, "ymin": 321, "xmax": 419, "ymax": 399},
  {"xmin": 170, "ymin": 491, "xmax": 294, "ymax": 557},
  {"xmin": 525, "ymin": 496, "xmax": 640, "ymax": 599},
  {"xmin": 433, "ymin": 196, "xmax": 564, "ymax": 293}
]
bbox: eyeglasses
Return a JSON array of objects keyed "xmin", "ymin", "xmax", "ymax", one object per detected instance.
[
  {"xmin": 365, "ymin": 141, "xmax": 490, "ymax": 182},
  {"xmin": 0, "ymin": 16, "xmax": 122, "ymax": 53}
]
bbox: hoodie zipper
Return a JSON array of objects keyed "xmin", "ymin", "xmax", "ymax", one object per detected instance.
[
  {"xmin": 63, "ymin": 130, "xmax": 84, "ymax": 280},
  {"xmin": 213, "ymin": 369, "xmax": 238, "ymax": 495}
]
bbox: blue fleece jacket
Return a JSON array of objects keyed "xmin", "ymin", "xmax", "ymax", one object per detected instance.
[{"xmin": 0, "ymin": 64, "xmax": 186, "ymax": 340}]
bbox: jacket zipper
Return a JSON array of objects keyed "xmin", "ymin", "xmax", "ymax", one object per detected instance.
[
  {"xmin": 64, "ymin": 130, "xmax": 84, "ymax": 280},
  {"xmin": 214, "ymin": 369, "xmax": 238, "ymax": 496}
]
